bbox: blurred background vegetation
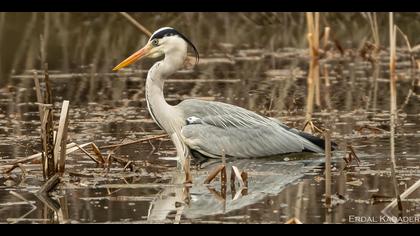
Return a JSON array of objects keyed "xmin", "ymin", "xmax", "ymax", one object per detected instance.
[{"xmin": 1, "ymin": 12, "xmax": 420, "ymax": 87}]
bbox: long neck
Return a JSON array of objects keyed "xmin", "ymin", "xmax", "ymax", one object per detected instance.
[{"xmin": 145, "ymin": 52, "xmax": 185, "ymax": 134}]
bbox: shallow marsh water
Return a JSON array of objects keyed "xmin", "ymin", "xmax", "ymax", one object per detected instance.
[{"xmin": 0, "ymin": 13, "xmax": 419, "ymax": 224}]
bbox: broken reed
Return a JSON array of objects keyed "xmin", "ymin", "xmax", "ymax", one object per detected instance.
[
  {"xmin": 55, "ymin": 100, "xmax": 70, "ymax": 173},
  {"xmin": 35, "ymin": 62, "xmax": 71, "ymax": 180},
  {"xmin": 388, "ymin": 13, "xmax": 403, "ymax": 212},
  {"xmin": 41, "ymin": 62, "xmax": 55, "ymax": 179}
]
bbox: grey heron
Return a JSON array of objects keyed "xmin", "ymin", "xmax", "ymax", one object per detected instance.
[{"xmin": 113, "ymin": 27, "xmax": 332, "ymax": 182}]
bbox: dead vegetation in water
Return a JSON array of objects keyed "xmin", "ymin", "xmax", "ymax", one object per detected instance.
[{"xmin": 342, "ymin": 145, "xmax": 361, "ymax": 169}]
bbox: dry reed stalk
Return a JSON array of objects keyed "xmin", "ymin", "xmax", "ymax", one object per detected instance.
[
  {"xmin": 206, "ymin": 186, "xmax": 226, "ymax": 203},
  {"xmin": 314, "ymin": 13, "xmax": 319, "ymax": 50},
  {"xmin": 314, "ymin": 60, "xmax": 321, "ymax": 107},
  {"xmin": 33, "ymin": 71, "xmax": 44, "ymax": 120},
  {"xmin": 324, "ymin": 129, "xmax": 332, "ymax": 208},
  {"xmin": 314, "ymin": 13, "xmax": 321, "ymax": 107},
  {"xmin": 57, "ymin": 197, "xmax": 69, "ymax": 224},
  {"xmin": 218, "ymin": 151, "xmax": 226, "ymax": 199},
  {"xmin": 240, "ymin": 171, "xmax": 248, "ymax": 195},
  {"xmin": 38, "ymin": 173, "xmax": 60, "ymax": 195},
  {"xmin": 184, "ymin": 154, "xmax": 192, "ymax": 184},
  {"xmin": 221, "ymin": 149, "xmax": 227, "ymax": 185},
  {"xmin": 395, "ymin": 26, "xmax": 418, "ymax": 112},
  {"xmin": 305, "ymin": 36, "xmax": 315, "ymax": 130},
  {"xmin": 240, "ymin": 171, "xmax": 248, "ymax": 187},
  {"xmin": 365, "ymin": 13, "xmax": 381, "ymax": 111},
  {"xmin": 54, "ymin": 100, "xmax": 70, "ymax": 174},
  {"xmin": 203, "ymin": 165, "xmax": 225, "ymax": 184},
  {"xmin": 0, "ymin": 143, "xmax": 77, "ymax": 168},
  {"xmin": 42, "ymin": 62, "xmax": 55, "ymax": 179},
  {"xmin": 99, "ymin": 134, "xmax": 167, "ymax": 149},
  {"xmin": 76, "ymin": 144, "xmax": 102, "ymax": 164},
  {"xmin": 43, "ymin": 13, "xmax": 50, "ymax": 64},
  {"xmin": 4, "ymin": 163, "xmax": 27, "ymax": 175},
  {"xmin": 389, "ymin": 12, "xmax": 403, "ymax": 212},
  {"xmin": 366, "ymin": 12, "xmax": 380, "ymax": 54},
  {"xmin": 306, "ymin": 13, "xmax": 319, "ymax": 56},
  {"xmin": 395, "ymin": 26, "xmax": 415, "ymax": 65},
  {"xmin": 40, "ymin": 108, "xmax": 50, "ymax": 179},
  {"xmin": 105, "ymin": 151, "xmax": 113, "ymax": 173},
  {"xmin": 323, "ymin": 27, "xmax": 330, "ymax": 49},
  {"xmin": 119, "ymin": 12, "xmax": 152, "ymax": 37},
  {"xmin": 111, "ymin": 156, "xmax": 135, "ymax": 170},
  {"xmin": 382, "ymin": 179, "xmax": 420, "ymax": 215},
  {"xmin": 65, "ymin": 142, "xmax": 92, "ymax": 155},
  {"xmin": 305, "ymin": 12, "xmax": 321, "ymax": 130},
  {"xmin": 90, "ymin": 143, "xmax": 105, "ymax": 163},
  {"xmin": 323, "ymin": 64, "xmax": 332, "ymax": 110},
  {"xmin": 342, "ymin": 145, "xmax": 361, "ymax": 169}
]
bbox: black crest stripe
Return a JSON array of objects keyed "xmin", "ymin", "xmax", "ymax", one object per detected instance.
[{"xmin": 151, "ymin": 28, "xmax": 199, "ymax": 65}]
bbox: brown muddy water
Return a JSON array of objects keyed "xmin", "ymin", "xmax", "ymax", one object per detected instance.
[{"xmin": 0, "ymin": 13, "xmax": 419, "ymax": 224}]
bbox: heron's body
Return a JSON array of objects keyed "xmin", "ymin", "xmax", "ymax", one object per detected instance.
[
  {"xmin": 179, "ymin": 99, "xmax": 324, "ymax": 158},
  {"xmin": 114, "ymin": 27, "xmax": 329, "ymax": 179}
]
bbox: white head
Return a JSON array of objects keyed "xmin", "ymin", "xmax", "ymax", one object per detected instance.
[{"xmin": 113, "ymin": 27, "xmax": 199, "ymax": 71}]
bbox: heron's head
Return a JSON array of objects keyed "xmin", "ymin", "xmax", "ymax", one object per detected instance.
[{"xmin": 113, "ymin": 27, "xmax": 199, "ymax": 71}]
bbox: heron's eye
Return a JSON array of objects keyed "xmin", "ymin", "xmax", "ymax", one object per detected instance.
[{"xmin": 151, "ymin": 39, "xmax": 159, "ymax": 47}]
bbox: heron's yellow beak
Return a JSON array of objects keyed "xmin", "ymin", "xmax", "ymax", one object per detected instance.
[{"xmin": 113, "ymin": 42, "xmax": 153, "ymax": 71}]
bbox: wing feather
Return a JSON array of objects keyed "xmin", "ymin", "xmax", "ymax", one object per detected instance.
[{"xmin": 177, "ymin": 99, "xmax": 323, "ymax": 158}]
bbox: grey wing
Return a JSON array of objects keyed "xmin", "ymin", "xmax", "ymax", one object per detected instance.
[{"xmin": 177, "ymin": 99, "xmax": 323, "ymax": 158}]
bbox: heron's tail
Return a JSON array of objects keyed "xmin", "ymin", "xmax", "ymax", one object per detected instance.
[
  {"xmin": 268, "ymin": 118, "xmax": 337, "ymax": 153},
  {"xmin": 297, "ymin": 131, "xmax": 338, "ymax": 152}
]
